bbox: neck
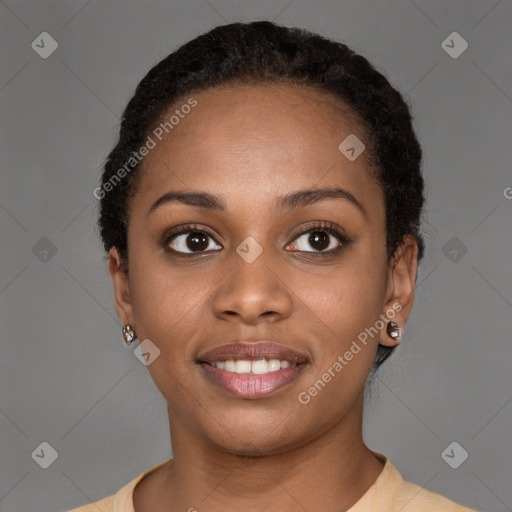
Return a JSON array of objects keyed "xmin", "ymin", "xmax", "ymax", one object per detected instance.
[{"xmin": 135, "ymin": 395, "xmax": 385, "ymax": 512}]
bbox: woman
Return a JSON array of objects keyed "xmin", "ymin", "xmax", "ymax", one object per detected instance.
[{"xmin": 71, "ymin": 21, "xmax": 478, "ymax": 512}]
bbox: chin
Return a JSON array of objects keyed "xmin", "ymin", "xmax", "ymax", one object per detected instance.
[{"xmin": 198, "ymin": 407, "xmax": 314, "ymax": 456}]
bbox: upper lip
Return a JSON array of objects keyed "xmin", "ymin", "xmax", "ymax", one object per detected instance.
[{"xmin": 197, "ymin": 341, "xmax": 309, "ymax": 365}]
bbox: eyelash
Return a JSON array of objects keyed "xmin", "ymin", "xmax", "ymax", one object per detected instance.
[{"xmin": 161, "ymin": 221, "xmax": 351, "ymax": 256}]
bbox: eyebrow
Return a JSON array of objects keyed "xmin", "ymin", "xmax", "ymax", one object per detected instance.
[{"xmin": 148, "ymin": 186, "xmax": 365, "ymax": 216}]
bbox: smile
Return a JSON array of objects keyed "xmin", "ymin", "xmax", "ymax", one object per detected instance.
[{"xmin": 197, "ymin": 342, "xmax": 309, "ymax": 399}]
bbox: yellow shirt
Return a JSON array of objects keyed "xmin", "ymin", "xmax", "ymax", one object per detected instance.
[{"xmin": 68, "ymin": 454, "xmax": 478, "ymax": 511}]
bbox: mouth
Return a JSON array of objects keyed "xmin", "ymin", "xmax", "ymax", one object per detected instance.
[{"xmin": 197, "ymin": 342, "xmax": 309, "ymax": 399}]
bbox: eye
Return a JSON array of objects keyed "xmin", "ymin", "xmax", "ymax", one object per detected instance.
[
  {"xmin": 287, "ymin": 222, "xmax": 349, "ymax": 253},
  {"xmin": 164, "ymin": 224, "xmax": 222, "ymax": 254},
  {"xmin": 162, "ymin": 222, "xmax": 349, "ymax": 255}
]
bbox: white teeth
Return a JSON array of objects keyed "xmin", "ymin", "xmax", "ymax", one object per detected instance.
[
  {"xmin": 268, "ymin": 359, "xmax": 281, "ymax": 372},
  {"xmin": 234, "ymin": 360, "xmax": 252, "ymax": 374},
  {"xmin": 251, "ymin": 359, "xmax": 268, "ymax": 374},
  {"xmin": 213, "ymin": 359, "xmax": 297, "ymax": 374},
  {"xmin": 224, "ymin": 360, "xmax": 236, "ymax": 372}
]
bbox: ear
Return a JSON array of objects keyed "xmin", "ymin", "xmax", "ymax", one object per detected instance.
[
  {"xmin": 379, "ymin": 235, "xmax": 419, "ymax": 347},
  {"xmin": 108, "ymin": 247, "xmax": 135, "ymax": 328}
]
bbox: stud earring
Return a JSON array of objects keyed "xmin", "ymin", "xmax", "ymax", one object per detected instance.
[
  {"xmin": 122, "ymin": 324, "xmax": 136, "ymax": 345},
  {"xmin": 386, "ymin": 321, "xmax": 401, "ymax": 341}
]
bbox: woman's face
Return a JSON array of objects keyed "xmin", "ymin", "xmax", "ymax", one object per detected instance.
[{"xmin": 110, "ymin": 84, "xmax": 417, "ymax": 455}]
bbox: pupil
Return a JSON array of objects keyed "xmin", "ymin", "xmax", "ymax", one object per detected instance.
[
  {"xmin": 187, "ymin": 232, "xmax": 208, "ymax": 251},
  {"xmin": 309, "ymin": 231, "xmax": 329, "ymax": 251}
]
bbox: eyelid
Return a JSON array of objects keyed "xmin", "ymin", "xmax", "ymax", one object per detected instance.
[
  {"xmin": 164, "ymin": 223, "xmax": 219, "ymax": 240},
  {"xmin": 292, "ymin": 220, "xmax": 347, "ymax": 239}
]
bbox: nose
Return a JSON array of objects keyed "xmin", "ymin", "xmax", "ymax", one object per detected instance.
[{"xmin": 211, "ymin": 248, "xmax": 293, "ymax": 326}]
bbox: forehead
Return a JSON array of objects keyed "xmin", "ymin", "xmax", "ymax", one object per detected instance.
[{"xmin": 134, "ymin": 83, "xmax": 382, "ymax": 214}]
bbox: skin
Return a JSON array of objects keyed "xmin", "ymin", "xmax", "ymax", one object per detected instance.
[{"xmin": 109, "ymin": 83, "xmax": 418, "ymax": 512}]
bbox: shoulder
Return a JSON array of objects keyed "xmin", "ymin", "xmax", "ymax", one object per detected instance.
[
  {"xmin": 66, "ymin": 458, "xmax": 171, "ymax": 512},
  {"xmin": 362, "ymin": 452, "xmax": 479, "ymax": 512},
  {"xmin": 393, "ymin": 468, "xmax": 479, "ymax": 511}
]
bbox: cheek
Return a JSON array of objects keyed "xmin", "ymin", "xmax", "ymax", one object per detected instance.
[
  {"xmin": 301, "ymin": 259, "xmax": 386, "ymax": 342},
  {"xmin": 128, "ymin": 258, "xmax": 206, "ymax": 408},
  {"xmin": 293, "ymin": 267, "xmax": 384, "ymax": 416},
  {"xmin": 128, "ymin": 250, "xmax": 208, "ymax": 347}
]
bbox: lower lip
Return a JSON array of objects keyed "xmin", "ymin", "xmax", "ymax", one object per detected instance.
[{"xmin": 199, "ymin": 363, "xmax": 307, "ymax": 399}]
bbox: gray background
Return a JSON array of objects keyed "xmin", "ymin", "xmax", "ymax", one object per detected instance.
[{"xmin": 1, "ymin": 1, "xmax": 511, "ymax": 511}]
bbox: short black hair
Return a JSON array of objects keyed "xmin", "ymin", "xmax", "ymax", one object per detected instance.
[{"xmin": 98, "ymin": 21, "xmax": 425, "ymax": 369}]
